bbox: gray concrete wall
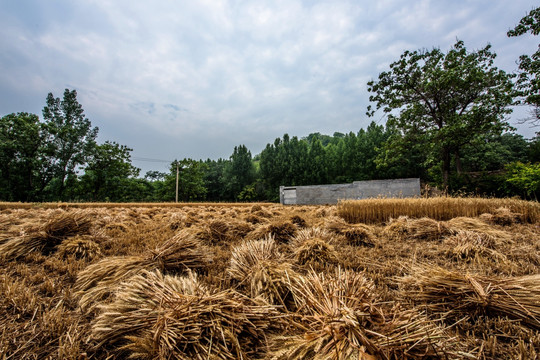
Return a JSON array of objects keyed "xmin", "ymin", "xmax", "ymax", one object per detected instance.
[{"xmin": 280, "ymin": 178, "xmax": 420, "ymax": 205}]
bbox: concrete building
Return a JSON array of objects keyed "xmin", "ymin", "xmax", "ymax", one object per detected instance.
[{"xmin": 279, "ymin": 178, "xmax": 421, "ymax": 205}]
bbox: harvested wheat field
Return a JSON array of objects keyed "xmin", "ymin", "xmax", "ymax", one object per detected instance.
[{"xmin": 0, "ymin": 198, "xmax": 539, "ymax": 359}]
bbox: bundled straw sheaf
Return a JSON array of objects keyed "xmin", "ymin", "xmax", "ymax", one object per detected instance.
[
  {"xmin": 57, "ymin": 235, "xmax": 102, "ymax": 261},
  {"xmin": 290, "ymin": 228, "xmax": 339, "ymax": 267},
  {"xmin": 444, "ymin": 230, "xmax": 507, "ymax": 263},
  {"xmin": 249, "ymin": 220, "xmax": 297, "ymax": 243},
  {"xmin": 268, "ymin": 268, "xmax": 451, "ymax": 360},
  {"xmin": 74, "ymin": 229, "xmax": 210, "ymax": 312},
  {"xmin": 400, "ymin": 265, "xmax": 540, "ymax": 330},
  {"xmin": 383, "ymin": 216, "xmax": 449, "ymax": 241},
  {"xmin": 228, "ymin": 237, "xmax": 298, "ymax": 307},
  {"xmin": 324, "ymin": 217, "xmax": 377, "ymax": 247},
  {"xmin": 90, "ymin": 269, "xmax": 280, "ymax": 359},
  {"xmin": 0, "ymin": 210, "xmax": 92, "ymax": 261},
  {"xmin": 445, "ymin": 217, "xmax": 512, "ymax": 242}
]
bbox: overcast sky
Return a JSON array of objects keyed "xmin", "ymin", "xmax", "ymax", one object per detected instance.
[{"xmin": 1, "ymin": 1, "xmax": 538, "ymax": 174}]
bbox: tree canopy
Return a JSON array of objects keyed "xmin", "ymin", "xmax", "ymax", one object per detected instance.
[
  {"xmin": 508, "ymin": 6, "xmax": 540, "ymax": 124},
  {"xmin": 367, "ymin": 40, "xmax": 515, "ymax": 187}
]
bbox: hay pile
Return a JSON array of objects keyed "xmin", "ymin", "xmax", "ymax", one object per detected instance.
[
  {"xmin": 324, "ymin": 217, "xmax": 377, "ymax": 247},
  {"xmin": 74, "ymin": 230, "xmax": 210, "ymax": 312},
  {"xmin": 401, "ymin": 265, "xmax": 540, "ymax": 330},
  {"xmin": 482, "ymin": 207, "xmax": 522, "ymax": 226},
  {"xmin": 269, "ymin": 268, "xmax": 452, "ymax": 359},
  {"xmin": 228, "ymin": 237, "xmax": 298, "ymax": 307},
  {"xmin": 204, "ymin": 219, "xmax": 231, "ymax": 243},
  {"xmin": 0, "ymin": 210, "xmax": 93, "ymax": 261},
  {"xmin": 444, "ymin": 230, "xmax": 507, "ymax": 263},
  {"xmin": 383, "ymin": 216, "xmax": 449, "ymax": 241},
  {"xmin": 57, "ymin": 235, "xmax": 102, "ymax": 261},
  {"xmin": 290, "ymin": 228, "xmax": 339, "ymax": 267},
  {"xmin": 90, "ymin": 269, "xmax": 280, "ymax": 359},
  {"xmin": 248, "ymin": 220, "xmax": 297, "ymax": 243}
]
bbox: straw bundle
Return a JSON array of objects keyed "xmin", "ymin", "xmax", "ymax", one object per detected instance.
[
  {"xmin": 57, "ymin": 235, "xmax": 102, "ymax": 260},
  {"xmin": 269, "ymin": 221, "xmax": 297, "ymax": 243},
  {"xmin": 445, "ymin": 230, "xmax": 507, "ymax": 263},
  {"xmin": 343, "ymin": 225, "xmax": 376, "ymax": 247},
  {"xmin": 206, "ymin": 219, "xmax": 230, "ymax": 243},
  {"xmin": 245, "ymin": 213, "xmax": 263, "ymax": 224},
  {"xmin": 167, "ymin": 212, "xmax": 184, "ymax": 230},
  {"xmin": 446, "ymin": 217, "xmax": 512, "ymax": 242},
  {"xmin": 248, "ymin": 220, "xmax": 297, "ymax": 243},
  {"xmin": 228, "ymin": 237, "xmax": 284, "ymax": 278},
  {"xmin": 489, "ymin": 207, "xmax": 522, "ymax": 226},
  {"xmin": 293, "ymin": 227, "xmax": 338, "ymax": 245},
  {"xmin": 322, "ymin": 216, "xmax": 377, "ymax": 246},
  {"xmin": 74, "ymin": 230, "xmax": 210, "ymax": 312},
  {"xmin": 290, "ymin": 215, "xmax": 307, "ymax": 228},
  {"xmin": 228, "ymin": 221, "xmax": 254, "ymax": 241},
  {"xmin": 292, "ymin": 238, "xmax": 339, "ymax": 267},
  {"xmin": 228, "ymin": 237, "xmax": 298, "ymax": 307},
  {"xmin": 383, "ymin": 216, "xmax": 449, "ymax": 241},
  {"xmin": 269, "ymin": 269, "xmax": 450, "ymax": 359},
  {"xmin": 0, "ymin": 210, "xmax": 92, "ymax": 261},
  {"xmin": 400, "ymin": 265, "xmax": 540, "ymax": 330},
  {"xmin": 90, "ymin": 270, "xmax": 280, "ymax": 359}
]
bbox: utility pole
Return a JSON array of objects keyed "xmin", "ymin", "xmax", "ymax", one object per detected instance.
[{"xmin": 175, "ymin": 163, "xmax": 179, "ymax": 203}]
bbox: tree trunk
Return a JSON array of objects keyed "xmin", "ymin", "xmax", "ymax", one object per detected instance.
[
  {"xmin": 454, "ymin": 150, "xmax": 462, "ymax": 175},
  {"xmin": 442, "ymin": 147, "xmax": 451, "ymax": 191}
]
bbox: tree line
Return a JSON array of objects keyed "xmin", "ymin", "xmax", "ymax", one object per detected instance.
[{"xmin": 1, "ymin": 8, "xmax": 539, "ymax": 202}]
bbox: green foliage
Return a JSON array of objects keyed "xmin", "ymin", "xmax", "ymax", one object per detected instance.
[
  {"xmin": 508, "ymin": 7, "xmax": 540, "ymax": 123},
  {"xmin": 367, "ymin": 40, "xmax": 515, "ymax": 188},
  {"xmin": 40, "ymin": 89, "xmax": 98, "ymax": 199},
  {"xmin": 237, "ymin": 183, "xmax": 257, "ymax": 201},
  {"xmin": 78, "ymin": 141, "xmax": 140, "ymax": 201},
  {"xmin": 224, "ymin": 145, "xmax": 256, "ymax": 200},
  {"xmin": 158, "ymin": 159, "xmax": 207, "ymax": 202},
  {"xmin": 0, "ymin": 113, "xmax": 42, "ymax": 201},
  {"xmin": 504, "ymin": 162, "xmax": 540, "ymax": 199}
]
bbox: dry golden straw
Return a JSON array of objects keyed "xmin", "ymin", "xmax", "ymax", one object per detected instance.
[
  {"xmin": 90, "ymin": 269, "xmax": 280, "ymax": 359},
  {"xmin": 401, "ymin": 265, "xmax": 540, "ymax": 330},
  {"xmin": 269, "ymin": 268, "xmax": 451, "ymax": 359},
  {"xmin": 228, "ymin": 236, "xmax": 298, "ymax": 308},
  {"xmin": 338, "ymin": 197, "xmax": 540, "ymax": 224},
  {"xmin": 0, "ymin": 210, "xmax": 92, "ymax": 261},
  {"xmin": 74, "ymin": 229, "xmax": 210, "ymax": 312}
]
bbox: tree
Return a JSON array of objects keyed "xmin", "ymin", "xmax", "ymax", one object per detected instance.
[
  {"xmin": 79, "ymin": 141, "xmax": 140, "ymax": 201},
  {"xmin": 41, "ymin": 89, "xmax": 98, "ymax": 199},
  {"xmin": 367, "ymin": 40, "xmax": 515, "ymax": 188},
  {"xmin": 508, "ymin": 7, "xmax": 540, "ymax": 124},
  {"xmin": 159, "ymin": 159, "xmax": 207, "ymax": 202},
  {"xmin": 202, "ymin": 158, "xmax": 228, "ymax": 201},
  {"xmin": 224, "ymin": 145, "xmax": 256, "ymax": 200},
  {"xmin": 504, "ymin": 162, "xmax": 540, "ymax": 199},
  {"xmin": 0, "ymin": 113, "xmax": 42, "ymax": 201}
]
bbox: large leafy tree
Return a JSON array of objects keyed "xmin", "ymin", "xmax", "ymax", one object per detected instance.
[
  {"xmin": 224, "ymin": 145, "xmax": 256, "ymax": 200},
  {"xmin": 41, "ymin": 89, "xmax": 98, "ymax": 199},
  {"xmin": 367, "ymin": 40, "xmax": 515, "ymax": 188},
  {"xmin": 0, "ymin": 113, "xmax": 43, "ymax": 201},
  {"xmin": 79, "ymin": 141, "xmax": 140, "ymax": 201},
  {"xmin": 202, "ymin": 158, "xmax": 229, "ymax": 201},
  {"xmin": 508, "ymin": 7, "xmax": 540, "ymax": 123}
]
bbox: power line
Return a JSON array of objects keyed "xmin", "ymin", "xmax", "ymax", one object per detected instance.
[{"xmin": 132, "ymin": 156, "xmax": 172, "ymax": 163}]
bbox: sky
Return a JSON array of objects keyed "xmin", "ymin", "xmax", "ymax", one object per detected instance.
[{"xmin": 0, "ymin": 0, "xmax": 539, "ymax": 175}]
